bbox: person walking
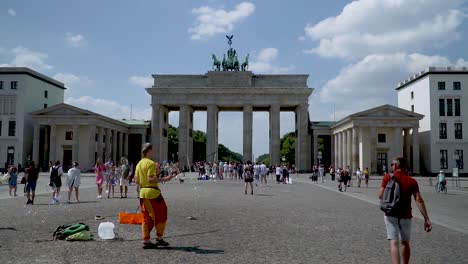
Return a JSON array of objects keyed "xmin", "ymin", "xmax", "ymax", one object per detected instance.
[
  {"xmin": 356, "ymin": 167, "xmax": 362, "ymax": 187},
  {"xmin": 49, "ymin": 161, "xmax": 63, "ymax": 204},
  {"xmin": 66, "ymin": 161, "xmax": 81, "ymax": 203},
  {"xmin": 253, "ymin": 162, "xmax": 261, "ymax": 186},
  {"xmin": 7, "ymin": 165, "xmax": 18, "ymax": 197},
  {"xmin": 25, "ymin": 162, "xmax": 39, "ymax": 204},
  {"xmin": 282, "ymin": 165, "xmax": 290, "ymax": 184},
  {"xmin": 379, "ymin": 157, "xmax": 431, "ymax": 264},
  {"xmin": 275, "ymin": 164, "xmax": 282, "ymax": 183},
  {"xmin": 136, "ymin": 143, "xmax": 177, "ymax": 249},
  {"xmin": 364, "ymin": 167, "xmax": 370, "ymax": 188}
]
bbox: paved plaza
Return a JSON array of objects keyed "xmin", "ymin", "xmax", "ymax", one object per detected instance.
[{"xmin": 0, "ymin": 173, "xmax": 467, "ymax": 264}]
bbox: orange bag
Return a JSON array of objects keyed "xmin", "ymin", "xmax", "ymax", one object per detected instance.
[{"xmin": 119, "ymin": 207, "xmax": 143, "ymax": 225}]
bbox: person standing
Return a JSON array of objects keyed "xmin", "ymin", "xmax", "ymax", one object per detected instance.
[
  {"xmin": 356, "ymin": 167, "xmax": 362, "ymax": 187},
  {"xmin": 379, "ymin": 157, "xmax": 431, "ymax": 264},
  {"xmin": 260, "ymin": 162, "xmax": 268, "ymax": 185},
  {"xmin": 120, "ymin": 157, "xmax": 130, "ymax": 198},
  {"xmin": 94, "ymin": 158, "xmax": 106, "ymax": 199},
  {"xmin": 136, "ymin": 143, "xmax": 177, "ymax": 249},
  {"xmin": 329, "ymin": 165, "xmax": 335, "ymax": 182},
  {"xmin": 253, "ymin": 162, "xmax": 261, "ymax": 186},
  {"xmin": 275, "ymin": 164, "xmax": 282, "ymax": 183},
  {"xmin": 8, "ymin": 165, "xmax": 18, "ymax": 197},
  {"xmin": 282, "ymin": 165, "xmax": 290, "ymax": 184},
  {"xmin": 67, "ymin": 161, "xmax": 81, "ymax": 203},
  {"xmin": 50, "ymin": 161, "xmax": 63, "ymax": 204},
  {"xmin": 25, "ymin": 162, "xmax": 39, "ymax": 204},
  {"xmin": 243, "ymin": 161, "xmax": 254, "ymax": 195}
]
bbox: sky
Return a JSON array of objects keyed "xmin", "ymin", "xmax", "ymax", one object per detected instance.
[{"xmin": 1, "ymin": 0, "xmax": 468, "ymax": 157}]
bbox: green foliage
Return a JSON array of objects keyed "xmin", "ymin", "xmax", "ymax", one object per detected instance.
[
  {"xmin": 256, "ymin": 153, "xmax": 270, "ymax": 166},
  {"xmin": 167, "ymin": 125, "xmax": 241, "ymax": 162},
  {"xmin": 280, "ymin": 132, "xmax": 295, "ymax": 165},
  {"xmin": 218, "ymin": 144, "xmax": 242, "ymax": 162},
  {"xmin": 318, "ymin": 137, "xmax": 324, "ymax": 153}
]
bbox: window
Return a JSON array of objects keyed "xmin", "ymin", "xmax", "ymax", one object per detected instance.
[
  {"xmin": 438, "ymin": 82, "xmax": 445, "ymax": 90},
  {"xmin": 453, "ymin": 81, "xmax": 461, "ymax": 90},
  {"xmin": 455, "ymin": 150, "xmax": 464, "ymax": 169},
  {"xmin": 439, "ymin": 123, "xmax": 447, "ymax": 139},
  {"xmin": 455, "ymin": 99, "xmax": 460, "ymax": 116},
  {"xmin": 0, "ymin": 81, "xmax": 3, "ymax": 89},
  {"xmin": 447, "ymin": 99, "xmax": 453, "ymax": 116},
  {"xmin": 411, "ymin": 105, "xmax": 414, "ymax": 112},
  {"xmin": 439, "ymin": 99, "xmax": 445, "ymax": 116},
  {"xmin": 411, "ymin": 91, "xmax": 414, "ymax": 99},
  {"xmin": 95, "ymin": 133, "xmax": 98, "ymax": 142},
  {"xmin": 44, "ymin": 90, "xmax": 48, "ymax": 98},
  {"xmin": 8, "ymin": 121, "xmax": 15, "ymax": 136},
  {"xmin": 455, "ymin": 123, "xmax": 463, "ymax": 139},
  {"xmin": 378, "ymin": 133, "xmax": 386, "ymax": 143},
  {"xmin": 65, "ymin": 131, "xmax": 73, "ymax": 140},
  {"xmin": 440, "ymin": 149, "xmax": 448, "ymax": 169},
  {"xmin": 43, "ymin": 104, "xmax": 48, "ymax": 108},
  {"xmin": 10, "ymin": 81, "xmax": 17, "ymax": 90}
]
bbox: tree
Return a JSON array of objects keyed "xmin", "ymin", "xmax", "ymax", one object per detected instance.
[
  {"xmin": 256, "ymin": 153, "xmax": 270, "ymax": 166},
  {"xmin": 280, "ymin": 132, "xmax": 295, "ymax": 165},
  {"xmin": 192, "ymin": 130, "xmax": 206, "ymax": 162},
  {"xmin": 218, "ymin": 144, "xmax": 242, "ymax": 162}
]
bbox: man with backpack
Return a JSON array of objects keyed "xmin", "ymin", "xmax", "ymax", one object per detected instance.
[
  {"xmin": 379, "ymin": 156, "xmax": 432, "ymax": 264},
  {"xmin": 50, "ymin": 161, "xmax": 63, "ymax": 204}
]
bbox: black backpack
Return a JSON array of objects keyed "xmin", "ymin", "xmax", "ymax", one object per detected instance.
[
  {"xmin": 50, "ymin": 167, "xmax": 59, "ymax": 181},
  {"xmin": 380, "ymin": 174, "xmax": 401, "ymax": 214}
]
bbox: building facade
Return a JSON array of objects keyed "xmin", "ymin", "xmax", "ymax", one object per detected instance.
[
  {"xmin": 0, "ymin": 67, "xmax": 65, "ymax": 170},
  {"xmin": 30, "ymin": 103, "xmax": 149, "ymax": 171},
  {"xmin": 397, "ymin": 67, "xmax": 468, "ymax": 175}
]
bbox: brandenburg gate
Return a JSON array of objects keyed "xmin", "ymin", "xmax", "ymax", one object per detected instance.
[{"xmin": 146, "ymin": 37, "xmax": 313, "ymax": 171}]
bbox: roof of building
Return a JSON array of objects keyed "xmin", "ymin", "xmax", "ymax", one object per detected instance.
[
  {"xmin": 396, "ymin": 66, "xmax": 468, "ymax": 91},
  {"xmin": 311, "ymin": 121, "xmax": 336, "ymax": 127},
  {"xmin": 0, "ymin": 67, "xmax": 66, "ymax": 89},
  {"xmin": 120, "ymin": 119, "xmax": 150, "ymax": 126}
]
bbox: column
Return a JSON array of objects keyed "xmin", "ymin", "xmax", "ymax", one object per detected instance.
[
  {"xmin": 89, "ymin": 125, "xmax": 96, "ymax": 167},
  {"xmin": 112, "ymin": 130, "xmax": 118, "ymax": 162},
  {"xmin": 178, "ymin": 105, "xmax": 190, "ymax": 170},
  {"xmin": 72, "ymin": 125, "xmax": 80, "ymax": 163},
  {"xmin": 393, "ymin": 127, "xmax": 402, "ymax": 158},
  {"xmin": 49, "ymin": 124, "xmax": 56, "ymax": 162},
  {"xmin": 206, "ymin": 105, "xmax": 219, "ymax": 163},
  {"xmin": 105, "ymin": 128, "xmax": 111, "ymax": 161},
  {"xmin": 98, "ymin": 127, "xmax": 104, "ymax": 160},
  {"xmin": 44, "ymin": 126, "xmax": 50, "ymax": 166},
  {"xmin": 346, "ymin": 129, "xmax": 352, "ymax": 169},
  {"xmin": 32, "ymin": 124, "xmax": 40, "ymax": 163},
  {"xmin": 118, "ymin": 131, "xmax": 123, "ymax": 160},
  {"xmin": 188, "ymin": 107, "xmax": 194, "ymax": 169},
  {"xmin": 370, "ymin": 127, "xmax": 377, "ymax": 173},
  {"xmin": 124, "ymin": 133, "xmax": 129, "ymax": 157},
  {"xmin": 343, "ymin": 130, "xmax": 348, "ymax": 168},
  {"xmin": 313, "ymin": 133, "xmax": 319, "ymax": 165},
  {"xmin": 295, "ymin": 104, "xmax": 310, "ymax": 171},
  {"xmin": 331, "ymin": 133, "xmax": 335, "ymax": 167},
  {"xmin": 243, "ymin": 105, "xmax": 253, "ymax": 162},
  {"xmin": 403, "ymin": 128, "xmax": 411, "ymax": 162},
  {"xmin": 337, "ymin": 132, "xmax": 342, "ymax": 168},
  {"xmin": 352, "ymin": 127, "xmax": 359, "ymax": 171},
  {"xmin": 151, "ymin": 104, "xmax": 169, "ymax": 163},
  {"xmin": 333, "ymin": 133, "xmax": 338, "ymax": 166},
  {"xmin": 412, "ymin": 127, "xmax": 420, "ymax": 174},
  {"xmin": 269, "ymin": 104, "xmax": 280, "ymax": 166}
]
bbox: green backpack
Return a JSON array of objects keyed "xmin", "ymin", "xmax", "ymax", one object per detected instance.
[{"xmin": 53, "ymin": 223, "xmax": 90, "ymax": 240}]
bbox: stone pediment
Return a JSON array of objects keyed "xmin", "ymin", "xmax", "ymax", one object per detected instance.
[
  {"xmin": 350, "ymin": 104, "xmax": 423, "ymax": 119},
  {"xmin": 29, "ymin": 103, "xmax": 94, "ymax": 117}
]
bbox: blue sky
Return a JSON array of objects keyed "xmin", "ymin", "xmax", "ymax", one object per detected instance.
[{"xmin": 1, "ymin": 0, "xmax": 468, "ymax": 157}]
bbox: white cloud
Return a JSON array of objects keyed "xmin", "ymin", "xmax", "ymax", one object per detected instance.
[
  {"xmin": 249, "ymin": 48, "xmax": 293, "ymax": 74},
  {"xmin": 188, "ymin": 2, "xmax": 255, "ymax": 40},
  {"xmin": 53, "ymin": 73, "xmax": 92, "ymax": 90},
  {"xmin": 129, "ymin": 75, "xmax": 153, "ymax": 87},
  {"xmin": 66, "ymin": 33, "xmax": 85, "ymax": 47},
  {"xmin": 2, "ymin": 46, "xmax": 53, "ymax": 71},
  {"xmin": 315, "ymin": 52, "xmax": 466, "ymax": 120},
  {"xmin": 8, "ymin": 8, "xmax": 16, "ymax": 16},
  {"xmin": 304, "ymin": 0, "xmax": 467, "ymax": 58},
  {"xmin": 65, "ymin": 96, "xmax": 151, "ymax": 120}
]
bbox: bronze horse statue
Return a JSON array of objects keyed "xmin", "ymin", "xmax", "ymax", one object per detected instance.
[{"xmin": 212, "ymin": 54, "xmax": 221, "ymax": 71}]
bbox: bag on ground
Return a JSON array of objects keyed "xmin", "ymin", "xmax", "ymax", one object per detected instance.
[
  {"xmin": 65, "ymin": 230, "xmax": 93, "ymax": 241},
  {"xmin": 53, "ymin": 223, "xmax": 90, "ymax": 240},
  {"xmin": 379, "ymin": 174, "xmax": 401, "ymax": 214}
]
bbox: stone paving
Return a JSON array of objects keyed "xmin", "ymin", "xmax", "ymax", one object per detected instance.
[{"xmin": 0, "ymin": 173, "xmax": 467, "ymax": 264}]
